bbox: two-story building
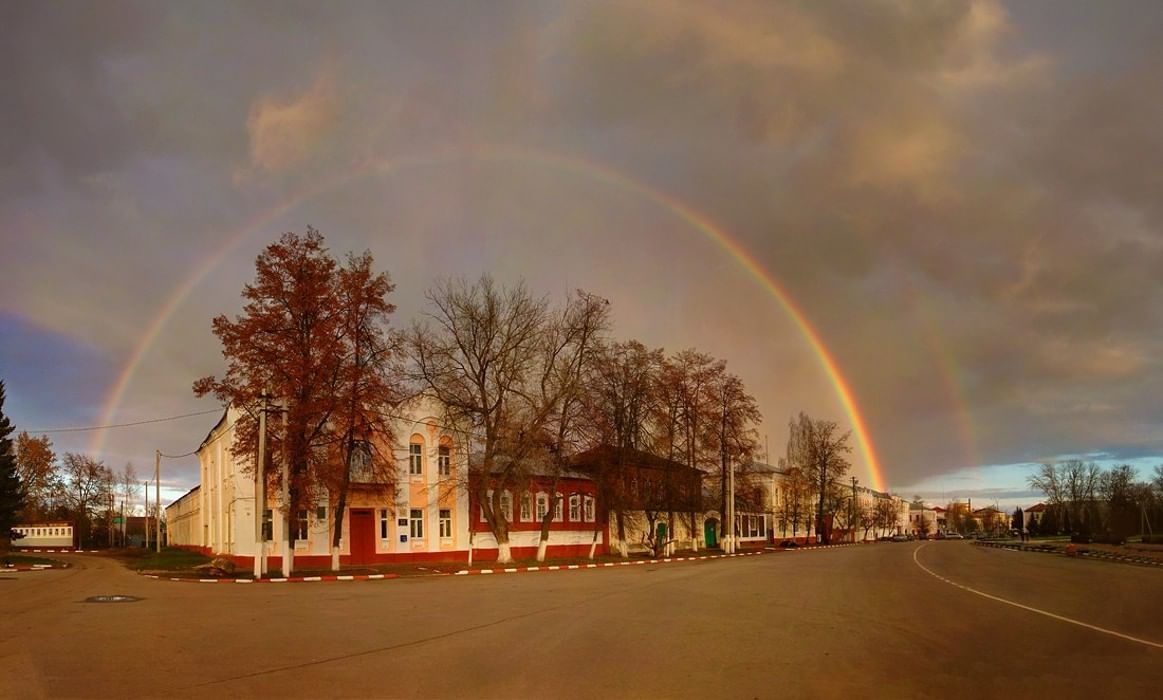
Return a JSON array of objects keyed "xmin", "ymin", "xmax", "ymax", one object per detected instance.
[{"xmin": 167, "ymin": 399, "xmax": 610, "ymax": 569}]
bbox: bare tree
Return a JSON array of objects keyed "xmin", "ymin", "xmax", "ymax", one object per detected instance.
[
  {"xmin": 407, "ymin": 275, "xmax": 551, "ymax": 564},
  {"xmin": 787, "ymin": 412, "xmax": 852, "ymax": 544},
  {"xmin": 532, "ymin": 291, "xmax": 610, "ymax": 562},
  {"xmin": 708, "ymin": 370, "xmax": 761, "ymax": 541},
  {"xmin": 60, "ymin": 453, "xmax": 114, "ymax": 548},
  {"xmin": 579, "ymin": 340, "xmax": 662, "ymax": 557}
]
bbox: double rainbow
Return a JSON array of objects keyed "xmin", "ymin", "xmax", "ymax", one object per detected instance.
[{"xmin": 90, "ymin": 145, "xmax": 887, "ymax": 491}]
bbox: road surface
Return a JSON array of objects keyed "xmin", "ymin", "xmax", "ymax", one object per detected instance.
[{"xmin": 2, "ymin": 542, "xmax": 1160, "ymax": 698}]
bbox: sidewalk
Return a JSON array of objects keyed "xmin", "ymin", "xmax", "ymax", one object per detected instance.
[{"xmin": 138, "ymin": 543, "xmax": 861, "ymax": 584}]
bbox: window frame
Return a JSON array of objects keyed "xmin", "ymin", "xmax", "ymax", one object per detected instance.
[
  {"xmin": 553, "ymin": 492, "xmax": 564, "ymax": 522},
  {"xmin": 439, "ymin": 509, "xmax": 452, "ymax": 539},
  {"xmin": 536, "ymin": 492, "xmax": 549, "ymax": 521},
  {"xmin": 520, "ymin": 492, "xmax": 532, "ymax": 522},
  {"xmin": 409, "ymin": 508, "xmax": 424, "ymax": 540},
  {"xmin": 296, "ymin": 509, "xmax": 309, "ymax": 541},
  {"xmin": 569, "ymin": 494, "xmax": 580, "ymax": 522},
  {"xmin": 379, "ymin": 508, "xmax": 389, "ymax": 540},
  {"xmin": 437, "ymin": 444, "xmax": 451, "ymax": 476},
  {"xmin": 409, "ymin": 441, "xmax": 423, "ymax": 476},
  {"xmin": 583, "ymin": 495, "xmax": 595, "ymax": 522}
]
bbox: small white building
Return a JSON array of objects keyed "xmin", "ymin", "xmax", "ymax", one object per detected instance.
[{"xmin": 11, "ymin": 522, "xmax": 74, "ymax": 549}]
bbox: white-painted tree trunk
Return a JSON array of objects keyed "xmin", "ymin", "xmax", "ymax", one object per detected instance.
[
  {"xmin": 588, "ymin": 530, "xmax": 599, "ymax": 560},
  {"xmin": 331, "ymin": 546, "xmax": 340, "ymax": 572},
  {"xmin": 496, "ymin": 541, "xmax": 513, "ymax": 564},
  {"xmin": 619, "ymin": 539, "xmax": 628, "ymax": 558},
  {"xmin": 536, "ymin": 539, "xmax": 548, "ymax": 562}
]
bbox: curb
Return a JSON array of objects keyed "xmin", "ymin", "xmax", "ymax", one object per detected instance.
[
  {"xmin": 974, "ymin": 540, "xmax": 1163, "ymax": 569},
  {"xmin": 3, "ymin": 563, "xmax": 71, "ymax": 572},
  {"xmin": 134, "ymin": 542, "xmax": 863, "ymax": 584},
  {"xmin": 141, "ymin": 572, "xmax": 403, "ymax": 584},
  {"xmin": 20, "ymin": 549, "xmax": 97, "ymax": 553},
  {"xmin": 453, "ymin": 542, "xmax": 859, "ymax": 576}
]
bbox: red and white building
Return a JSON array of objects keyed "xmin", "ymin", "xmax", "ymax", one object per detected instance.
[{"xmin": 167, "ymin": 399, "xmax": 608, "ymax": 568}]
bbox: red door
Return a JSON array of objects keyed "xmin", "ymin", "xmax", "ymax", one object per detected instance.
[{"xmin": 348, "ymin": 509, "xmax": 376, "ymax": 565}]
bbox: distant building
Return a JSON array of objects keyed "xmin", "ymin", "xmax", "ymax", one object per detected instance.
[
  {"xmin": 1023, "ymin": 503, "xmax": 1047, "ymax": 528},
  {"xmin": 11, "ymin": 521, "xmax": 74, "ymax": 549}
]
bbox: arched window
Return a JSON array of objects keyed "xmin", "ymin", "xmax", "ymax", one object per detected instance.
[
  {"xmin": 409, "ymin": 435, "xmax": 425, "ymax": 476},
  {"xmin": 553, "ymin": 493, "xmax": 564, "ymax": 522},
  {"xmin": 583, "ymin": 495, "xmax": 595, "ymax": 522},
  {"xmin": 536, "ymin": 492, "xmax": 549, "ymax": 521},
  {"xmin": 520, "ymin": 493, "xmax": 533, "ymax": 522},
  {"xmin": 568, "ymin": 495, "xmax": 580, "ymax": 521}
]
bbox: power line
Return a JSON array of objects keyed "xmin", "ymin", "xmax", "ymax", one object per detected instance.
[{"xmin": 27, "ymin": 408, "xmax": 222, "ymax": 434}]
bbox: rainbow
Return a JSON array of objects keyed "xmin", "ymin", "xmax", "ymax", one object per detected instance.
[{"xmin": 91, "ymin": 145, "xmax": 886, "ymax": 491}]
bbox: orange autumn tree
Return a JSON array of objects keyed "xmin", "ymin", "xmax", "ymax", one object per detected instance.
[{"xmin": 195, "ymin": 229, "xmax": 400, "ymax": 573}]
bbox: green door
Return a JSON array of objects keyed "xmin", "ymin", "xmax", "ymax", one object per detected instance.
[{"xmin": 704, "ymin": 519, "xmax": 718, "ymax": 548}]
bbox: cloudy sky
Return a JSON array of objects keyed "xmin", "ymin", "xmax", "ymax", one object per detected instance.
[{"xmin": 3, "ymin": 1, "xmax": 1162, "ymax": 509}]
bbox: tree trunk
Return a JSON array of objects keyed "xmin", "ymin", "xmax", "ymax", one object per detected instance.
[
  {"xmin": 497, "ymin": 539, "xmax": 512, "ymax": 564},
  {"xmin": 331, "ymin": 465, "xmax": 351, "ymax": 572},
  {"xmin": 588, "ymin": 526, "xmax": 599, "ymax": 560},
  {"xmin": 615, "ymin": 509, "xmax": 628, "ymax": 558}
]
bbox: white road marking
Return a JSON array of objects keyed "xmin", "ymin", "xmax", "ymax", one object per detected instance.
[{"xmin": 913, "ymin": 543, "xmax": 1163, "ymax": 650}]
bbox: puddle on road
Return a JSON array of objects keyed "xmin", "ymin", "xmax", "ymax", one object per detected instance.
[{"xmin": 83, "ymin": 595, "xmax": 143, "ymax": 603}]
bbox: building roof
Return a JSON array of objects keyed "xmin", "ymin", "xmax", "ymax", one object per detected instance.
[{"xmin": 1024, "ymin": 503, "xmax": 1047, "ymax": 512}]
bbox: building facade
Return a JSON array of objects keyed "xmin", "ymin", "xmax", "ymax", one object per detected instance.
[
  {"xmin": 11, "ymin": 522, "xmax": 74, "ymax": 549},
  {"xmin": 168, "ymin": 399, "xmax": 607, "ymax": 567}
]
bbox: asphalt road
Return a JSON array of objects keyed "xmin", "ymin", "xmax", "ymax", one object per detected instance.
[{"xmin": 2, "ymin": 542, "xmax": 1160, "ymax": 698}]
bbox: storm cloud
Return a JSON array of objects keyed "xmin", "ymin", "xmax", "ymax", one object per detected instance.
[{"xmin": 3, "ymin": 1, "xmax": 1162, "ymax": 498}]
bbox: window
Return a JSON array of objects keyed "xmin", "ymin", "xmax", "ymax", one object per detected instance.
[
  {"xmin": 569, "ymin": 495, "xmax": 580, "ymax": 522},
  {"xmin": 296, "ymin": 510, "xmax": 309, "ymax": 541},
  {"xmin": 438, "ymin": 444, "xmax": 451, "ymax": 476},
  {"xmin": 439, "ymin": 509, "xmax": 452, "ymax": 538},
  {"xmin": 409, "ymin": 441, "xmax": 423, "ymax": 475},
  {"xmin": 380, "ymin": 508, "xmax": 389, "ymax": 539},
  {"xmin": 554, "ymin": 493, "xmax": 563, "ymax": 522},
  {"xmin": 480, "ymin": 490, "xmax": 492, "ymax": 522},
  {"xmin": 536, "ymin": 493, "xmax": 549, "ymax": 520},
  {"xmin": 316, "ymin": 506, "xmax": 327, "ymax": 522},
  {"xmin": 409, "ymin": 509, "xmax": 424, "ymax": 539},
  {"xmin": 350, "ymin": 442, "xmax": 373, "ymax": 482},
  {"xmin": 584, "ymin": 496, "xmax": 594, "ymax": 522},
  {"xmin": 499, "ymin": 491, "xmax": 513, "ymax": 523},
  {"xmin": 262, "ymin": 510, "xmax": 272, "ymax": 541},
  {"xmin": 520, "ymin": 493, "xmax": 532, "ymax": 522}
]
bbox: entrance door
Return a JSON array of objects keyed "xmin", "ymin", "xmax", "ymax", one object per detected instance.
[
  {"xmin": 348, "ymin": 509, "xmax": 376, "ymax": 565},
  {"xmin": 704, "ymin": 518, "xmax": 718, "ymax": 548}
]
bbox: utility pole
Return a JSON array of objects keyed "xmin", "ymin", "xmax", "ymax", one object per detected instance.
[
  {"xmin": 281, "ymin": 404, "xmax": 293, "ymax": 576},
  {"xmin": 254, "ymin": 391, "xmax": 269, "ymax": 579},
  {"xmin": 851, "ymin": 476, "xmax": 858, "ymax": 543},
  {"xmin": 727, "ymin": 454, "xmax": 735, "ymax": 554},
  {"xmin": 155, "ymin": 450, "xmax": 161, "ymax": 552},
  {"xmin": 144, "ymin": 480, "xmax": 150, "ymax": 549}
]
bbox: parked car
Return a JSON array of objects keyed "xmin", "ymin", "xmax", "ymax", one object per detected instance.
[
  {"xmin": 891, "ymin": 534, "xmax": 909, "ymax": 542},
  {"xmin": 944, "ymin": 532, "xmax": 964, "ymax": 540}
]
